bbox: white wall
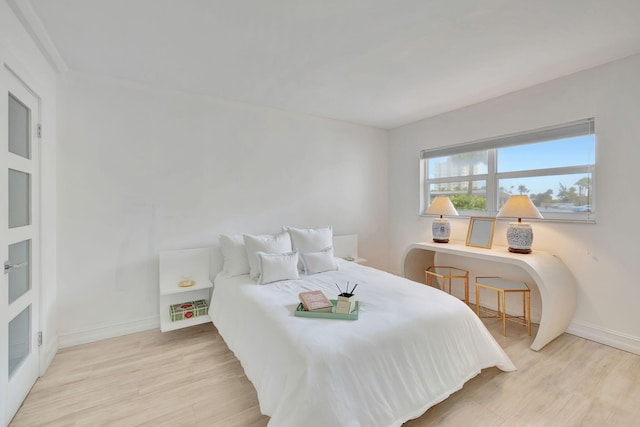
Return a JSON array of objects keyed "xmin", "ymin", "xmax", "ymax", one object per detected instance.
[
  {"xmin": 0, "ymin": 0, "xmax": 58, "ymax": 422},
  {"xmin": 389, "ymin": 53, "xmax": 640, "ymax": 353},
  {"xmin": 56, "ymin": 71, "xmax": 389, "ymax": 346}
]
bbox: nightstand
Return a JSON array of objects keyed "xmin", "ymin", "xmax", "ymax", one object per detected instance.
[
  {"xmin": 159, "ymin": 248, "xmax": 213, "ymax": 332},
  {"xmin": 343, "ymin": 256, "xmax": 367, "ymax": 264}
]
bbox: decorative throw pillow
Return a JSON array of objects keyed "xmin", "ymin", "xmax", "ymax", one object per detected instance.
[
  {"xmin": 219, "ymin": 234, "xmax": 250, "ymax": 277},
  {"xmin": 244, "ymin": 232, "xmax": 293, "ymax": 279},
  {"xmin": 300, "ymin": 246, "xmax": 339, "ymax": 275},
  {"xmin": 285, "ymin": 226, "xmax": 333, "ymax": 253},
  {"xmin": 257, "ymin": 251, "xmax": 300, "ymax": 285}
]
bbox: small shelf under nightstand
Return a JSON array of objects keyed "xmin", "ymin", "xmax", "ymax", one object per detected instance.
[{"xmin": 159, "ymin": 248, "xmax": 213, "ymax": 333}]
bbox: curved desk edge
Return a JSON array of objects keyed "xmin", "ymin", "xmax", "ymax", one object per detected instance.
[{"xmin": 401, "ymin": 241, "xmax": 577, "ymax": 351}]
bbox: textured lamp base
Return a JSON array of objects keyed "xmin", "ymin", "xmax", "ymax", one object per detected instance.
[
  {"xmin": 506, "ymin": 222, "xmax": 534, "ymax": 254},
  {"xmin": 432, "ymin": 219, "xmax": 451, "ymax": 243}
]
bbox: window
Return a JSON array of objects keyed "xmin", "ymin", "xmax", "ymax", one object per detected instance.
[{"xmin": 421, "ymin": 119, "xmax": 596, "ymax": 222}]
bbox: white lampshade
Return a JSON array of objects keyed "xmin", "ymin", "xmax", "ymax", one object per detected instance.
[
  {"xmin": 425, "ymin": 196, "xmax": 459, "ymax": 218},
  {"xmin": 496, "ymin": 195, "xmax": 543, "ymax": 221},
  {"xmin": 426, "ymin": 197, "xmax": 458, "ymax": 243},
  {"xmin": 496, "ymin": 195, "xmax": 543, "ymax": 254}
]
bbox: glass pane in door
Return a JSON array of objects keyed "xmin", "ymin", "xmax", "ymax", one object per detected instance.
[
  {"xmin": 8, "ymin": 240, "xmax": 31, "ymax": 304},
  {"xmin": 9, "ymin": 169, "xmax": 30, "ymax": 228},
  {"xmin": 9, "ymin": 305, "xmax": 31, "ymax": 377},
  {"xmin": 8, "ymin": 93, "xmax": 31, "ymax": 159}
]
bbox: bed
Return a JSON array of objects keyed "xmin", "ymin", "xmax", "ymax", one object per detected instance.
[{"xmin": 209, "ymin": 258, "xmax": 515, "ymax": 427}]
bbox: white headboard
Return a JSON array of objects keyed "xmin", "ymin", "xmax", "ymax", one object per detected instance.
[
  {"xmin": 207, "ymin": 233, "xmax": 363, "ymax": 280},
  {"xmin": 333, "ymin": 234, "xmax": 359, "ymax": 260}
]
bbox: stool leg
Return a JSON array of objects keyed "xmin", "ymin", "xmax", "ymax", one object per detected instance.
[
  {"xmin": 464, "ymin": 276, "xmax": 469, "ymax": 305},
  {"xmin": 527, "ymin": 291, "xmax": 531, "ymax": 336},
  {"xmin": 501, "ymin": 291, "xmax": 507, "ymax": 336},
  {"xmin": 475, "ymin": 284, "xmax": 480, "ymax": 317}
]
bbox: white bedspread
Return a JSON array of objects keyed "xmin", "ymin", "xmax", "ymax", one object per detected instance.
[{"xmin": 210, "ymin": 260, "xmax": 515, "ymax": 427}]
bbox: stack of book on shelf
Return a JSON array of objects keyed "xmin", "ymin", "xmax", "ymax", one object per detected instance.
[
  {"xmin": 298, "ymin": 290, "xmax": 333, "ymax": 313},
  {"xmin": 169, "ymin": 299, "xmax": 208, "ymax": 322}
]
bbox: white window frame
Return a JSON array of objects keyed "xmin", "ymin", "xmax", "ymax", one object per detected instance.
[{"xmin": 420, "ymin": 118, "xmax": 596, "ymax": 223}]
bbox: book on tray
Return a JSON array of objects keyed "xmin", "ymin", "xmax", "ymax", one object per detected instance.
[{"xmin": 299, "ymin": 290, "xmax": 333, "ymax": 312}]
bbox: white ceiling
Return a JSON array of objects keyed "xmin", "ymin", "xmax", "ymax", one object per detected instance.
[{"xmin": 24, "ymin": 0, "xmax": 640, "ymax": 128}]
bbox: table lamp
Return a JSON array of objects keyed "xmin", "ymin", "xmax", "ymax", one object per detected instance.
[
  {"xmin": 496, "ymin": 195, "xmax": 543, "ymax": 253},
  {"xmin": 425, "ymin": 196, "xmax": 459, "ymax": 243}
]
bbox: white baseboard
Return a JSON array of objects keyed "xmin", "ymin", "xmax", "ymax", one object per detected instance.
[
  {"xmin": 58, "ymin": 315, "xmax": 160, "ymax": 348},
  {"xmin": 54, "ymin": 307, "xmax": 640, "ymax": 357},
  {"xmin": 396, "ymin": 267, "xmax": 640, "ymax": 355},
  {"xmin": 567, "ymin": 321, "xmax": 640, "ymax": 356},
  {"xmin": 41, "ymin": 337, "xmax": 58, "ymax": 375}
]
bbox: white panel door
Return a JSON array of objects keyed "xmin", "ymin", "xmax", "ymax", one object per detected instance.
[{"xmin": 1, "ymin": 66, "xmax": 41, "ymax": 425}]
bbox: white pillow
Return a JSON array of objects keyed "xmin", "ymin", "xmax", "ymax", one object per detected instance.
[
  {"xmin": 257, "ymin": 251, "xmax": 300, "ymax": 285},
  {"xmin": 219, "ymin": 234, "xmax": 250, "ymax": 277},
  {"xmin": 244, "ymin": 232, "xmax": 293, "ymax": 279},
  {"xmin": 300, "ymin": 246, "xmax": 339, "ymax": 275},
  {"xmin": 285, "ymin": 226, "xmax": 333, "ymax": 253}
]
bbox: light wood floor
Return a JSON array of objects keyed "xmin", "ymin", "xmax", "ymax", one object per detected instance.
[{"xmin": 10, "ymin": 315, "xmax": 640, "ymax": 427}]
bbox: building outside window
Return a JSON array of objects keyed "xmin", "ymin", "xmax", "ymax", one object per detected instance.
[{"xmin": 421, "ymin": 118, "xmax": 596, "ymax": 222}]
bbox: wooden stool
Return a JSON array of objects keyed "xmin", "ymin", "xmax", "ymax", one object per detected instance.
[
  {"xmin": 475, "ymin": 277, "xmax": 531, "ymax": 336},
  {"xmin": 426, "ymin": 266, "xmax": 469, "ymax": 305}
]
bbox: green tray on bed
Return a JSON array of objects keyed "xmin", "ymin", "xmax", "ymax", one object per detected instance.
[{"xmin": 294, "ymin": 299, "xmax": 359, "ymax": 320}]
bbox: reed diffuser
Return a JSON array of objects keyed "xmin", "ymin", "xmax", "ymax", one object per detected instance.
[{"xmin": 335, "ymin": 281, "xmax": 358, "ymax": 314}]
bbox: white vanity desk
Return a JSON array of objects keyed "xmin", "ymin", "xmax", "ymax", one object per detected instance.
[{"xmin": 402, "ymin": 241, "xmax": 577, "ymax": 351}]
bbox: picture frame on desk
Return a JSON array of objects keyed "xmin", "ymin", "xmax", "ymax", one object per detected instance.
[{"xmin": 465, "ymin": 217, "xmax": 496, "ymax": 249}]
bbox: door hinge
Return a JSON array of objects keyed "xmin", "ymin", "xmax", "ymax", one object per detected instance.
[
  {"xmin": 37, "ymin": 124, "xmax": 42, "ymax": 138},
  {"xmin": 37, "ymin": 331, "xmax": 43, "ymax": 347}
]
